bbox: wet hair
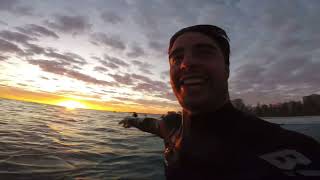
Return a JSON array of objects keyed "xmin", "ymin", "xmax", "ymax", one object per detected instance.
[{"xmin": 168, "ymin": 24, "xmax": 230, "ymax": 66}]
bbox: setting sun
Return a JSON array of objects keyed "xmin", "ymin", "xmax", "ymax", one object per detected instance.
[{"xmin": 57, "ymin": 100, "xmax": 87, "ymax": 110}]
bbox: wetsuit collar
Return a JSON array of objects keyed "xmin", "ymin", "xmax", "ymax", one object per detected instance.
[{"xmin": 182, "ymin": 101, "xmax": 238, "ymax": 136}]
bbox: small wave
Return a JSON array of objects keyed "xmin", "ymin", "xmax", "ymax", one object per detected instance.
[
  {"xmin": 93, "ymin": 127, "xmax": 119, "ymax": 133},
  {"xmin": 0, "ymin": 154, "xmax": 76, "ymax": 173}
]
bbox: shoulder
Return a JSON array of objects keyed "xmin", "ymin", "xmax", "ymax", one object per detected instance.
[
  {"xmin": 238, "ymin": 111, "xmax": 320, "ymax": 174},
  {"xmin": 158, "ymin": 111, "xmax": 182, "ymax": 139},
  {"xmin": 161, "ymin": 111, "xmax": 182, "ymax": 130},
  {"xmin": 239, "ymin": 111, "xmax": 320, "ymax": 151}
]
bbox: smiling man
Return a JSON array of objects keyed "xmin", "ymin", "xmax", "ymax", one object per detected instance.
[
  {"xmin": 120, "ymin": 25, "xmax": 320, "ymax": 179},
  {"xmin": 168, "ymin": 26, "xmax": 230, "ymax": 116}
]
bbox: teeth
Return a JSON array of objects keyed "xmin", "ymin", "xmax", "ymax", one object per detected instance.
[{"xmin": 183, "ymin": 78, "xmax": 207, "ymax": 85}]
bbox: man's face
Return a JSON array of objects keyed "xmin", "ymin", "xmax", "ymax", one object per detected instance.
[{"xmin": 169, "ymin": 32, "xmax": 229, "ymax": 112}]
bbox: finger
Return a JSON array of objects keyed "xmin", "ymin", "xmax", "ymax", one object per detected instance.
[{"xmin": 119, "ymin": 119, "xmax": 129, "ymax": 125}]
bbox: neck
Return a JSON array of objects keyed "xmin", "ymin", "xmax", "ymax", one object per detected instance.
[
  {"xmin": 182, "ymin": 98, "xmax": 232, "ymax": 135},
  {"xmin": 183, "ymin": 97, "xmax": 230, "ymax": 117}
]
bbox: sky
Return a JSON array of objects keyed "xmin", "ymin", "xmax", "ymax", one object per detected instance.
[{"xmin": 0, "ymin": 0, "xmax": 319, "ymax": 114}]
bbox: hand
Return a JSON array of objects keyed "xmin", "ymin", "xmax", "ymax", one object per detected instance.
[{"xmin": 119, "ymin": 116, "xmax": 139, "ymax": 128}]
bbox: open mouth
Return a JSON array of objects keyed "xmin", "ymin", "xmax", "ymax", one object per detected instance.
[{"xmin": 180, "ymin": 75, "xmax": 209, "ymax": 87}]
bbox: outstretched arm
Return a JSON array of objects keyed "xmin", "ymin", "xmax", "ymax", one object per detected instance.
[
  {"xmin": 119, "ymin": 117, "xmax": 162, "ymax": 137},
  {"xmin": 119, "ymin": 112, "xmax": 182, "ymax": 139}
]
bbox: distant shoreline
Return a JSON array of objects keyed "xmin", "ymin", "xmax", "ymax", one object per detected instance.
[{"xmin": 262, "ymin": 115, "xmax": 320, "ymax": 118}]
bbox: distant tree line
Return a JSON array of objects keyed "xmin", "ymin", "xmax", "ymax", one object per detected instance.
[{"xmin": 232, "ymin": 94, "xmax": 320, "ymax": 117}]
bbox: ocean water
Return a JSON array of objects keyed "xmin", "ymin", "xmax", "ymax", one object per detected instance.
[{"xmin": 0, "ymin": 98, "xmax": 319, "ymax": 180}]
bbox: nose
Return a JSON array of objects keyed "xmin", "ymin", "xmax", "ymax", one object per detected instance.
[{"xmin": 180, "ymin": 52, "xmax": 195, "ymax": 70}]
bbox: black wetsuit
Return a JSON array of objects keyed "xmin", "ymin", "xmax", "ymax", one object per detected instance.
[{"xmin": 160, "ymin": 102, "xmax": 320, "ymax": 179}]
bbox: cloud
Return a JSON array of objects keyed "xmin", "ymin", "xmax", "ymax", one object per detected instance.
[
  {"xmin": 0, "ymin": 0, "xmax": 18, "ymax": 11},
  {"xmin": 131, "ymin": 60, "xmax": 153, "ymax": 75},
  {"xmin": 0, "ymin": 55, "xmax": 8, "ymax": 61},
  {"xmin": 1, "ymin": 0, "xmax": 318, "ymax": 109},
  {"xmin": 133, "ymin": 83, "xmax": 159, "ymax": 92},
  {"xmin": 24, "ymin": 43, "xmax": 46, "ymax": 55},
  {"xmin": 94, "ymin": 55, "xmax": 127, "ymax": 69},
  {"xmin": 55, "ymin": 90, "xmax": 102, "ymax": 100},
  {"xmin": 16, "ymin": 24, "xmax": 59, "ymax": 39},
  {"xmin": 64, "ymin": 52, "xmax": 87, "ymax": 64},
  {"xmin": 0, "ymin": 30, "xmax": 57, "ymax": 57},
  {"xmin": 94, "ymin": 66, "xmax": 108, "ymax": 73},
  {"xmin": 104, "ymin": 54, "xmax": 129, "ymax": 67},
  {"xmin": 129, "ymin": 0, "xmax": 208, "ymax": 43},
  {"xmin": 100, "ymin": 11, "xmax": 123, "ymax": 24},
  {"xmin": 90, "ymin": 32, "xmax": 126, "ymax": 51},
  {"xmin": 99, "ymin": 60, "xmax": 119, "ymax": 69},
  {"xmin": 109, "ymin": 73, "xmax": 171, "ymax": 97},
  {"xmin": 28, "ymin": 59, "xmax": 115, "ymax": 87},
  {"xmin": 148, "ymin": 40, "xmax": 167, "ymax": 53},
  {"xmin": 132, "ymin": 82, "xmax": 170, "ymax": 94},
  {"xmin": 156, "ymin": 91, "xmax": 177, "ymax": 101},
  {"xmin": 131, "ymin": 73, "xmax": 171, "ymax": 93},
  {"xmin": 14, "ymin": 5, "xmax": 34, "ymax": 16},
  {"xmin": 180, "ymin": 0, "xmax": 320, "ymax": 104},
  {"xmin": 67, "ymin": 71, "xmax": 108, "ymax": 85},
  {"xmin": 45, "ymin": 15, "xmax": 91, "ymax": 35},
  {"xmin": 229, "ymin": 53, "xmax": 320, "ymax": 104},
  {"xmin": 128, "ymin": 72, "xmax": 175, "ymax": 101},
  {"xmin": 131, "ymin": 60, "xmax": 152, "ymax": 68},
  {"xmin": 28, "ymin": 59, "xmax": 68, "ymax": 75},
  {"xmin": 139, "ymin": 68, "xmax": 153, "ymax": 75},
  {"xmin": 101, "ymin": 89, "xmax": 118, "ymax": 94},
  {"xmin": 45, "ymin": 49, "xmax": 87, "ymax": 65},
  {"xmin": 0, "ymin": 0, "xmax": 34, "ymax": 16},
  {"xmin": 0, "ymin": 30, "xmax": 35, "ymax": 44},
  {"xmin": 40, "ymin": 76, "xmax": 49, "ymax": 80},
  {"xmin": 0, "ymin": 20, "xmax": 8, "ymax": 26},
  {"xmin": 160, "ymin": 70, "xmax": 169, "ymax": 80},
  {"xmin": 16, "ymin": 83, "xmax": 28, "ymax": 87},
  {"xmin": 0, "ymin": 39, "xmax": 23, "ymax": 54},
  {"xmin": 113, "ymin": 96, "xmax": 177, "ymax": 107},
  {"xmin": 129, "ymin": 1, "xmax": 171, "ymax": 39},
  {"xmin": 0, "ymin": 30, "xmax": 86, "ymax": 65},
  {"xmin": 109, "ymin": 73, "xmax": 133, "ymax": 85},
  {"xmin": 127, "ymin": 44, "xmax": 145, "ymax": 58},
  {"xmin": 112, "ymin": 95, "xmax": 177, "ymax": 107},
  {"xmin": 131, "ymin": 73, "xmax": 152, "ymax": 83}
]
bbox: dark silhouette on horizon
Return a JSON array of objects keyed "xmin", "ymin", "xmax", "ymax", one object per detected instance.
[{"xmin": 231, "ymin": 94, "xmax": 320, "ymax": 117}]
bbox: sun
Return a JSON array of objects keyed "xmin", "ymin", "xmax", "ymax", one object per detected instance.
[{"xmin": 57, "ymin": 100, "xmax": 87, "ymax": 110}]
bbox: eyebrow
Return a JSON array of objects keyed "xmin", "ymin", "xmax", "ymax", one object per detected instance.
[
  {"xmin": 169, "ymin": 47, "xmax": 184, "ymax": 59},
  {"xmin": 169, "ymin": 43, "xmax": 218, "ymax": 59}
]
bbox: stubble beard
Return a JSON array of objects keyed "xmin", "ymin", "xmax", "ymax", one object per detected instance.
[{"xmin": 177, "ymin": 82, "xmax": 229, "ymax": 114}]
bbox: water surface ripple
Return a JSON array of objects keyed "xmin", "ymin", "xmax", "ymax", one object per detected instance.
[
  {"xmin": 0, "ymin": 99, "xmax": 163, "ymax": 180},
  {"xmin": 0, "ymin": 98, "xmax": 319, "ymax": 179}
]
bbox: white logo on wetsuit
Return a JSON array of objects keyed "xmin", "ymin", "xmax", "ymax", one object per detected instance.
[{"xmin": 260, "ymin": 149, "xmax": 320, "ymax": 176}]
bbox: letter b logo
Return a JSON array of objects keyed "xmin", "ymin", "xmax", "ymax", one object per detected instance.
[{"xmin": 260, "ymin": 149, "xmax": 311, "ymax": 170}]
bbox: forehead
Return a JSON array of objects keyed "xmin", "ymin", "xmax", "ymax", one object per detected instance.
[{"xmin": 170, "ymin": 32, "xmax": 219, "ymax": 53}]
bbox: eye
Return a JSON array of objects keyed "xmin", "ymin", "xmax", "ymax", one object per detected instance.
[{"xmin": 169, "ymin": 54, "xmax": 183, "ymax": 66}]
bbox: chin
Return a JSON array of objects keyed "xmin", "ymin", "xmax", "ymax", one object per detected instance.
[
  {"xmin": 181, "ymin": 94, "xmax": 227, "ymax": 113},
  {"xmin": 180, "ymin": 97, "xmax": 210, "ymax": 112}
]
